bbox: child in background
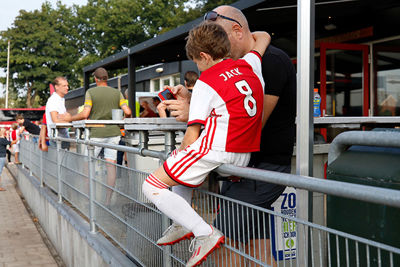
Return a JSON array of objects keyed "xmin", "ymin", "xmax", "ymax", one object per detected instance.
[
  {"xmin": 0, "ymin": 128, "xmax": 17, "ymax": 191},
  {"xmin": 142, "ymin": 22, "xmax": 270, "ymax": 266}
]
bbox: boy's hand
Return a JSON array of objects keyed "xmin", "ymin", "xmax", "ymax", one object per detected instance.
[{"xmin": 251, "ymin": 31, "xmax": 271, "ymax": 57}]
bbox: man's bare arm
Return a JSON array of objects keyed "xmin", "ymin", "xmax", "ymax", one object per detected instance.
[
  {"xmin": 121, "ymin": 105, "xmax": 132, "ymax": 118},
  {"xmin": 262, "ymin": 94, "xmax": 279, "ymax": 128},
  {"xmin": 51, "ymin": 111, "xmax": 71, "ymax": 123},
  {"xmin": 70, "ymin": 106, "xmax": 91, "ymax": 121}
]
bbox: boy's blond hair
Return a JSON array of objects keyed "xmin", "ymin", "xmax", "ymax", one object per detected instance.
[{"xmin": 186, "ymin": 22, "xmax": 230, "ymax": 61}]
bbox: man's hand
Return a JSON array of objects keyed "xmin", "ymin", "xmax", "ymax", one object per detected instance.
[
  {"xmin": 167, "ymin": 84, "xmax": 191, "ymax": 101},
  {"xmin": 163, "ymin": 99, "xmax": 190, "ymax": 122},
  {"xmin": 156, "ymin": 102, "xmax": 168, "ymax": 118},
  {"xmin": 58, "ymin": 112, "xmax": 72, "ymax": 122},
  {"xmin": 163, "ymin": 84, "xmax": 191, "ymax": 122}
]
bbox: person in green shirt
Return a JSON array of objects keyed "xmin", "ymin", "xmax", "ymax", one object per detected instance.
[{"xmin": 71, "ymin": 67, "xmax": 132, "ymax": 204}]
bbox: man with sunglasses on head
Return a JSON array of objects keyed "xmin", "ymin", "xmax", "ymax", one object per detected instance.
[{"xmin": 165, "ymin": 5, "xmax": 296, "ymax": 266}]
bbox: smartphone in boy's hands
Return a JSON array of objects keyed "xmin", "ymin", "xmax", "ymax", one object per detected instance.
[{"xmin": 158, "ymin": 88, "xmax": 177, "ymax": 101}]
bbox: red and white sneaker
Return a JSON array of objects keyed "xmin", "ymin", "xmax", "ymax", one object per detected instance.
[
  {"xmin": 157, "ymin": 223, "xmax": 194, "ymax": 246},
  {"xmin": 186, "ymin": 227, "xmax": 225, "ymax": 267}
]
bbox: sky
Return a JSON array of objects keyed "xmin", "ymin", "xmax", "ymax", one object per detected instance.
[{"xmin": 0, "ymin": 0, "xmax": 88, "ymax": 32}]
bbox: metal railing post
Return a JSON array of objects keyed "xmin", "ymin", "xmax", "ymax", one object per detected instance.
[
  {"xmin": 29, "ymin": 137, "xmax": 33, "ymax": 176},
  {"xmin": 55, "ymin": 129, "xmax": 63, "ymax": 203},
  {"xmin": 21, "ymin": 139, "xmax": 25, "ymax": 169},
  {"xmin": 162, "ymin": 130, "xmax": 175, "ymax": 267},
  {"xmin": 87, "ymin": 144, "xmax": 96, "ymax": 233},
  {"xmin": 40, "ymin": 147, "xmax": 44, "ymax": 187},
  {"xmin": 138, "ymin": 131, "xmax": 149, "ymax": 153}
]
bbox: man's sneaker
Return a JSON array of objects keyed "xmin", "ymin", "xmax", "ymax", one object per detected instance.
[
  {"xmin": 157, "ymin": 223, "xmax": 194, "ymax": 246},
  {"xmin": 186, "ymin": 227, "xmax": 225, "ymax": 267}
]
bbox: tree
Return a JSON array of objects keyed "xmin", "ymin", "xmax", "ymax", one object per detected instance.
[{"xmin": 0, "ymin": 2, "xmax": 80, "ymax": 107}]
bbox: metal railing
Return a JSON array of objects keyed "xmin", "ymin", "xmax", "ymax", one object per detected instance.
[{"xmin": 19, "ymin": 127, "xmax": 400, "ymax": 267}]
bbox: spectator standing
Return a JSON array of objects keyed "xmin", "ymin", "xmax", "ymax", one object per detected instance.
[
  {"xmin": 16, "ymin": 114, "xmax": 40, "ymax": 144},
  {"xmin": 5, "ymin": 129, "xmax": 12, "ymax": 163},
  {"xmin": 142, "ymin": 22, "xmax": 270, "ymax": 266},
  {"xmin": 205, "ymin": 6, "xmax": 297, "ymax": 266},
  {"xmin": 0, "ymin": 128, "xmax": 17, "ymax": 191},
  {"xmin": 71, "ymin": 67, "xmax": 132, "ymax": 204},
  {"xmin": 45, "ymin": 77, "xmax": 72, "ymax": 145},
  {"xmin": 38, "ymin": 113, "xmax": 49, "ymax": 152},
  {"xmin": 164, "ymin": 6, "xmax": 296, "ymax": 266},
  {"xmin": 9, "ymin": 123, "xmax": 22, "ymax": 164}
]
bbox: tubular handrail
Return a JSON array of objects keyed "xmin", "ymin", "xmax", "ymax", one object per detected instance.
[
  {"xmin": 52, "ymin": 135, "xmax": 400, "ymax": 209},
  {"xmin": 328, "ymin": 130, "xmax": 400, "ymax": 164}
]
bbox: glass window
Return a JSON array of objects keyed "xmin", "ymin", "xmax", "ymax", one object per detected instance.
[
  {"xmin": 324, "ymin": 50, "xmax": 364, "ymax": 116},
  {"xmin": 374, "ymin": 40, "xmax": 400, "ymax": 116}
]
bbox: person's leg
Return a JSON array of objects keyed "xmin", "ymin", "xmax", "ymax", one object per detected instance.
[
  {"xmin": 6, "ymin": 149, "xmax": 11, "ymax": 162},
  {"xmin": 143, "ymin": 167, "xmax": 213, "ymax": 236},
  {"xmin": 245, "ymin": 162, "xmax": 290, "ymax": 266},
  {"xmin": 103, "ymin": 136, "xmax": 121, "ymax": 205},
  {"xmin": 116, "ymin": 139, "xmax": 124, "ymax": 165},
  {"xmin": 0, "ymin": 157, "xmax": 6, "ymax": 190},
  {"xmin": 15, "ymin": 152, "xmax": 19, "ymax": 163}
]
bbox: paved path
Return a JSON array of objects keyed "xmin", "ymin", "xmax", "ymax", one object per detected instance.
[{"xmin": 0, "ymin": 166, "xmax": 58, "ymax": 267}]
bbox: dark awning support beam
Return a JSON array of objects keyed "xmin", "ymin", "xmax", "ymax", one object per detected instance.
[
  {"xmin": 84, "ymin": 71, "xmax": 91, "ymax": 92},
  {"xmin": 128, "ymin": 53, "xmax": 136, "ymax": 117}
]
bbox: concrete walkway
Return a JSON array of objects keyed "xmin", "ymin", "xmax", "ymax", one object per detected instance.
[{"xmin": 0, "ymin": 165, "xmax": 58, "ymax": 267}]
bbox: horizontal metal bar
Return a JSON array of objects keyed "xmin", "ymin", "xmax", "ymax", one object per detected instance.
[
  {"xmin": 328, "ymin": 131, "xmax": 400, "ymax": 164},
  {"xmin": 54, "ymin": 135, "xmax": 400, "ymax": 209},
  {"xmin": 216, "ymin": 163, "xmax": 400, "ymax": 209},
  {"xmin": 55, "ymin": 136, "xmax": 167, "ymax": 160}
]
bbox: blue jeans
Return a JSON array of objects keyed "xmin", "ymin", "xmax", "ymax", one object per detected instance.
[{"xmin": 0, "ymin": 157, "xmax": 6, "ymax": 177}]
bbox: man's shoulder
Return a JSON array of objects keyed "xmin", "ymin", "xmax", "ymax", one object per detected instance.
[
  {"xmin": 88, "ymin": 86, "xmax": 118, "ymax": 95},
  {"xmin": 263, "ymin": 45, "xmax": 291, "ymax": 61},
  {"xmin": 46, "ymin": 94, "xmax": 59, "ymax": 108}
]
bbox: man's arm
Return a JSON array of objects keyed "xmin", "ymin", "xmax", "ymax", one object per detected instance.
[
  {"xmin": 70, "ymin": 106, "xmax": 91, "ymax": 121},
  {"xmin": 121, "ymin": 105, "xmax": 132, "ymax": 118},
  {"xmin": 262, "ymin": 95, "xmax": 279, "ymax": 127},
  {"xmin": 38, "ymin": 125, "xmax": 48, "ymax": 152},
  {"xmin": 50, "ymin": 111, "xmax": 72, "ymax": 123},
  {"xmin": 179, "ymin": 124, "xmax": 201, "ymax": 150}
]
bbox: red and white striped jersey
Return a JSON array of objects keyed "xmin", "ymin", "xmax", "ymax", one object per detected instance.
[{"xmin": 188, "ymin": 51, "xmax": 264, "ymax": 153}]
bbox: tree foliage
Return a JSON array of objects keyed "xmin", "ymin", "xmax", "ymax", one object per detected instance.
[
  {"xmin": 0, "ymin": 2, "xmax": 80, "ymax": 107},
  {"xmin": 0, "ymin": 0, "xmax": 237, "ymax": 107}
]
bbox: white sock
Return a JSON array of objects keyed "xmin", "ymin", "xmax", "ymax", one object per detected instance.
[{"xmin": 142, "ymin": 174, "xmax": 212, "ymax": 237}]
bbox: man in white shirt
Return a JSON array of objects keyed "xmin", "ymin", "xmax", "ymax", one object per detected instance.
[{"xmin": 45, "ymin": 77, "xmax": 71, "ymax": 146}]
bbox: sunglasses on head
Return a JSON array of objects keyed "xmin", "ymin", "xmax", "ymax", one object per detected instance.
[{"xmin": 204, "ymin": 11, "xmax": 242, "ymax": 28}]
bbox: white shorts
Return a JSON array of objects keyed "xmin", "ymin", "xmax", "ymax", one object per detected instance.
[
  {"xmin": 12, "ymin": 144, "xmax": 19, "ymax": 153},
  {"xmin": 90, "ymin": 136, "xmax": 121, "ymax": 161},
  {"xmin": 163, "ymin": 138, "xmax": 250, "ymax": 187}
]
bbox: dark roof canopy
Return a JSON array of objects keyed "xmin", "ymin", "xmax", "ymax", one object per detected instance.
[{"xmin": 83, "ymin": 0, "xmax": 400, "ymax": 73}]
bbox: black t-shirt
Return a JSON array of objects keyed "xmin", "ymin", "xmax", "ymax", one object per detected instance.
[
  {"xmin": 0, "ymin": 138, "xmax": 11, "ymax": 157},
  {"xmin": 250, "ymin": 45, "xmax": 297, "ymax": 166},
  {"xmin": 23, "ymin": 119, "xmax": 40, "ymax": 135}
]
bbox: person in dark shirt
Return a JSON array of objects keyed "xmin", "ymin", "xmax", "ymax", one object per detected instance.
[
  {"xmin": 16, "ymin": 114, "xmax": 40, "ymax": 135},
  {"xmin": 0, "ymin": 128, "xmax": 17, "ymax": 191}
]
